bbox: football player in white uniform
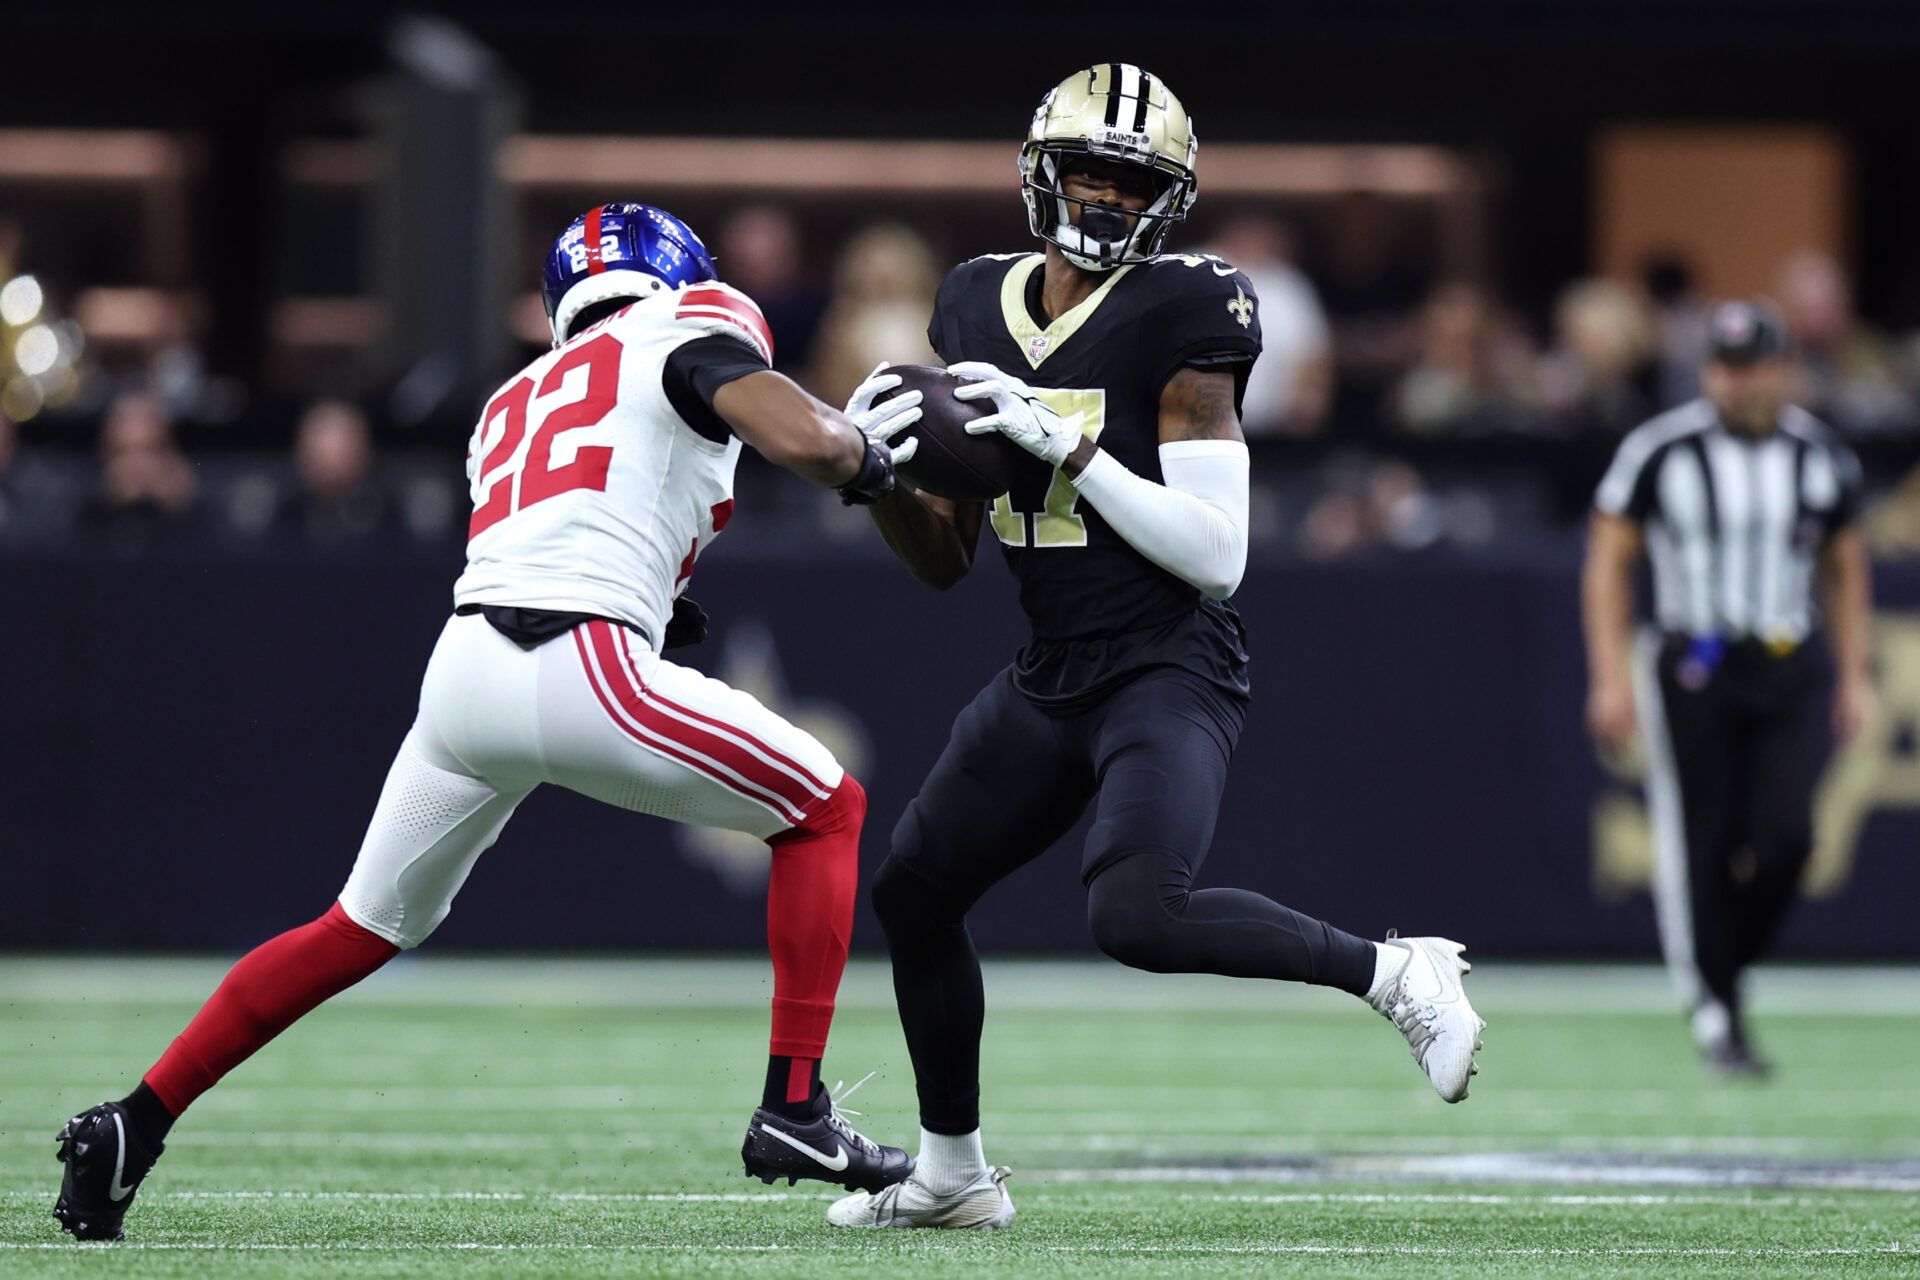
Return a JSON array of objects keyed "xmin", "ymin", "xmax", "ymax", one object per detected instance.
[{"xmin": 54, "ymin": 204, "xmax": 922, "ymax": 1242}]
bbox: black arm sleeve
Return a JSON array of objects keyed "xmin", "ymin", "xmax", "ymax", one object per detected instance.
[{"xmin": 662, "ymin": 334, "xmax": 772, "ymax": 443}]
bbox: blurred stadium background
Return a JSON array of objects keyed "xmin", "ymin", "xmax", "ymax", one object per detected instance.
[
  {"xmin": 3, "ymin": 2, "xmax": 1919, "ymax": 1272},
  {"xmin": 3, "ymin": 0, "xmax": 1916, "ymax": 957}
]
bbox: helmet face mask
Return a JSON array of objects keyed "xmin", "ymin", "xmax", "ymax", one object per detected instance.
[
  {"xmin": 1022, "ymin": 143, "xmax": 1191, "ymax": 272},
  {"xmin": 1020, "ymin": 64, "xmax": 1198, "ymax": 272}
]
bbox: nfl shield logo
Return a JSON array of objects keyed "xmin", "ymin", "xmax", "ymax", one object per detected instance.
[{"xmin": 1027, "ymin": 334, "xmax": 1051, "ymax": 363}]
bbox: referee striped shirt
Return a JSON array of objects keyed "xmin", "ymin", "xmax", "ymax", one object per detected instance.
[{"xmin": 1594, "ymin": 398, "xmax": 1863, "ymax": 644}]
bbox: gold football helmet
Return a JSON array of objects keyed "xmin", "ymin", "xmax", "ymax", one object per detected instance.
[{"xmin": 1018, "ymin": 63, "xmax": 1198, "ymax": 272}]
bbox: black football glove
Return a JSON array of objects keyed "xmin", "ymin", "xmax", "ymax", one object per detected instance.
[
  {"xmin": 663, "ymin": 596, "xmax": 709, "ymax": 650},
  {"xmin": 837, "ymin": 434, "xmax": 900, "ymax": 506}
]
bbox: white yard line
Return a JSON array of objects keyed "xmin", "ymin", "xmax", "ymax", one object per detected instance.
[
  {"xmin": 1006, "ymin": 1134, "xmax": 1920, "ymax": 1156},
  {"xmin": 6, "ymin": 1130, "xmax": 1916, "ymax": 1160},
  {"xmin": 1162, "ymin": 1192, "xmax": 1878, "ymax": 1208},
  {"xmin": 9, "ymin": 1084, "xmax": 1915, "ymax": 1114},
  {"xmin": 0, "ymin": 1189, "xmax": 831, "ymax": 1203},
  {"xmin": 0, "ymin": 1243, "xmax": 796, "ymax": 1252},
  {"xmin": 0, "ymin": 1188, "xmax": 1880, "ymax": 1208},
  {"xmin": 1037, "ymin": 1157, "xmax": 1920, "ymax": 1193},
  {"xmin": 0, "ymin": 1242, "xmax": 1908, "ymax": 1257},
  {"xmin": 1040, "ymin": 1245, "xmax": 1912, "ymax": 1257}
]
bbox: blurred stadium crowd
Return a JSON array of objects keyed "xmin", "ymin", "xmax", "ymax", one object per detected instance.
[{"xmin": 8, "ymin": 200, "xmax": 1920, "ymax": 563}]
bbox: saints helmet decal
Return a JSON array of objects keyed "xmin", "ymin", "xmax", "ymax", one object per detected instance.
[{"xmin": 1019, "ymin": 63, "xmax": 1199, "ymax": 272}]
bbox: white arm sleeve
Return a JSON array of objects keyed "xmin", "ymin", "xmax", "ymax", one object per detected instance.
[{"xmin": 1067, "ymin": 439, "xmax": 1250, "ymax": 600}]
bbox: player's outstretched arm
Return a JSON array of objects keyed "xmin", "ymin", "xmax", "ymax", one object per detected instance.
[
  {"xmin": 841, "ymin": 362, "xmax": 984, "ymax": 589},
  {"xmin": 711, "ymin": 370, "xmax": 898, "ymax": 501}
]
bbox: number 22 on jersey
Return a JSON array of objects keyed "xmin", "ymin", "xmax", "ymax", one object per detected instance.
[
  {"xmin": 990, "ymin": 386, "xmax": 1106, "ymax": 548},
  {"xmin": 468, "ymin": 333, "xmax": 624, "ymax": 540}
]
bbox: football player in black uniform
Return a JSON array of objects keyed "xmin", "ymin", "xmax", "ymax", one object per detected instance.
[{"xmin": 827, "ymin": 65, "xmax": 1486, "ymax": 1230}]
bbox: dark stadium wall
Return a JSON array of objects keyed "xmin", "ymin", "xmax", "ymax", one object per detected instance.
[
  {"xmin": 6, "ymin": 545, "xmax": 1918, "ymax": 958},
  {"xmin": 14, "ymin": 2, "xmax": 1920, "ymax": 335}
]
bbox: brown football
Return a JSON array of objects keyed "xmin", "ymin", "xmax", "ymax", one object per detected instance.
[{"xmin": 871, "ymin": 364, "xmax": 1026, "ymax": 502}]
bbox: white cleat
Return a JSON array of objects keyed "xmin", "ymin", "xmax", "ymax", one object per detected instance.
[
  {"xmin": 826, "ymin": 1166, "xmax": 1015, "ymax": 1229},
  {"xmin": 1371, "ymin": 933, "xmax": 1485, "ymax": 1103}
]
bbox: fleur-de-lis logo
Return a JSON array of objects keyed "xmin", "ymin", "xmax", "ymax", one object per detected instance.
[{"xmin": 1227, "ymin": 283, "xmax": 1254, "ymax": 328}]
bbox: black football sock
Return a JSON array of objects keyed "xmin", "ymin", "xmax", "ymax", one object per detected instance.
[
  {"xmin": 871, "ymin": 858, "xmax": 985, "ymax": 1136},
  {"xmin": 762, "ymin": 1055, "xmax": 824, "ymax": 1121},
  {"xmin": 1085, "ymin": 852, "xmax": 1378, "ymax": 998},
  {"xmin": 118, "ymin": 1081, "xmax": 177, "ymax": 1144}
]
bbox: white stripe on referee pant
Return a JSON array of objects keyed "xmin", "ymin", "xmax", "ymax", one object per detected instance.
[{"xmin": 1631, "ymin": 627, "xmax": 1702, "ymax": 1011}]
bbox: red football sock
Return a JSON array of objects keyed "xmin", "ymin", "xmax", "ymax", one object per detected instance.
[
  {"xmin": 142, "ymin": 902, "xmax": 399, "ymax": 1116},
  {"xmin": 763, "ymin": 775, "xmax": 864, "ymax": 1061}
]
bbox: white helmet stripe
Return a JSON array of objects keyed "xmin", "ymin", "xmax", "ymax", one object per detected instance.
[{"xmin": 1116, "ymin": 63, "xmax": 1142, "ymax": 132}]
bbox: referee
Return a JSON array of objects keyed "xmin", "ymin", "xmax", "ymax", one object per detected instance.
[{"xmin": 1581, "ymin": 300, "xmax": 1877, "ymax": 1076}]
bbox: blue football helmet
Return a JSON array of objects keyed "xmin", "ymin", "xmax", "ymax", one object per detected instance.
[{"xmin": 541, "ymin": 203, "xmax": 719, "ymax": 346}]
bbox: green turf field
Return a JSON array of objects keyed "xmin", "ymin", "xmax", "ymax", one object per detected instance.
[{"xmin": 3, "ymin": 957, "xmax": 1916, "ymax": 1277}]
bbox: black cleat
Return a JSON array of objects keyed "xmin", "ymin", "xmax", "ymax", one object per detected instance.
[
  {"xmin": 53, "ymin": 1102, "xmax": 163, "ymax": 1242},
  {"xmin": 742, "ymin": 1087, "xmax": 912, "ymax": 1194}
]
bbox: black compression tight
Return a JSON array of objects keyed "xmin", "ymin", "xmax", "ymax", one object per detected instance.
[
  {"xmin": 1084, "ymin": 851, "xmax": 1378, "ymax": 991},
  {"xmin": 873, "ymin": 850, "xmax": 1376, "ymax": 1136}
]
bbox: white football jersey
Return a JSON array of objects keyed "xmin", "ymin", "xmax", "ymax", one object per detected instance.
[{"xmin": 452, "ymin": 281, "xmax": 773, "ymax": 646}]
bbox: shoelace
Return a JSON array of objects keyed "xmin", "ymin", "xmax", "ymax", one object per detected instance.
[
  {"xmin": 1378, "ymin": 932, "xmax": 1441, "ymax": 1064},
  {"xmin": 1387, "ymin": 987, "xmax": 1442, "ymax": 1064},
  {"xmin": 822, "ymin": 1072, "xmax": 881, "ymax": 1157}
]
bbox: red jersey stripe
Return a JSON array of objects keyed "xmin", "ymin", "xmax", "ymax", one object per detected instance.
[
  {"xmin": 677, "ymin": 285, "xmax": 775, "ymax": 363},
  {"xmin": 674, "ymin": 307, "xmax": 773, "ymax": 364}
]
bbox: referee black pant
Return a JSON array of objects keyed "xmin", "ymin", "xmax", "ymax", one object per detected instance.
[{"xmin": 1636, "ymin": 633, "xmax": 1829, "ymax": 1018}]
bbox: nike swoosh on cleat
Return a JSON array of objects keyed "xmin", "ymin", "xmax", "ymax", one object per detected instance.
[
  {"xmin": 107, "ymin": 1113, "xmax": 134, "ymax": 1201},
  {"xmin": 757, "ymin": 1123, "xmax": 849, "ymax": 1172}
]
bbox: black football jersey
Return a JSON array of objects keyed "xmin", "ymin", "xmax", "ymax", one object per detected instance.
[{"xmin": 927, "ymin": 251, "xmax": 1263, "ymax": 710}]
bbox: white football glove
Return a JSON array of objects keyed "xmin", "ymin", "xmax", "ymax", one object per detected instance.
[
  {"xmin": 949, "ymin": 361, "xmax": 1085, "ymax": 469},
  {"xmin": 843, "ymin": 361, "xmax": 921, "ymax": 465}
]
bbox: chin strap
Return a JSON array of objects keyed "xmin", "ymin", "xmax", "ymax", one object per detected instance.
[{"xmin": 1077, "ymin": 205, "xmax": 1131, "ymax": 263}]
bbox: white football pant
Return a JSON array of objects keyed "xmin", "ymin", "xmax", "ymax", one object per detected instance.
[{"xmin": 339, "ymin": 613, "xmax": 845, "ymax": 948}]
